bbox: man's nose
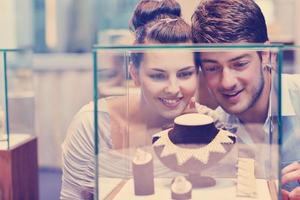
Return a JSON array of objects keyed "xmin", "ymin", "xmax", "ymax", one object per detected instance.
[{"xmin": 220, "ymin": 68, "xmax": 237, "ymax": 90}]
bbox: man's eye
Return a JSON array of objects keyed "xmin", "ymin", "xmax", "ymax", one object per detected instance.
[
  {"xmin": 203, "ymin": 66, "xmax": 221, "ymax": 73},
  {"xmin": 177, "ymin": 70, "xmax": 194, "ymax": 79},
  {"xmin": 232, "ymin": 61, "xmax": 249, "ymax": 68},
  {"xmin": 149, "ymin": 73, "xmax": 166, "ymax": 80}
]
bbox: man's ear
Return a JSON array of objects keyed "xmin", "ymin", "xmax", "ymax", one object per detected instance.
[
  {"xmin": 129, "ymin": 64, "xmax": 141, "ymax": 86},
  {"xmin": 261, "ymin": 41, "xmax": 272, "ymax": 71},
  {"xmin": 261, "ymin": 41, "xmax": 269, "ymax": 63},
  {"xmin": 261, "ymin": 51, "xmax": 270, "ymax": 68}
]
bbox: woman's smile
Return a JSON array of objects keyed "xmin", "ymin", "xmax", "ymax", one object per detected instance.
[{"xmin": 158, "ymin": 97, "xmax": 183, "ymax": 109}]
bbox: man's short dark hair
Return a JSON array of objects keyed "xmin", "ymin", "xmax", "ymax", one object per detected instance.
[{"xmin": 191, "ymin": 0, "xmax": 269, "ymax": 43}]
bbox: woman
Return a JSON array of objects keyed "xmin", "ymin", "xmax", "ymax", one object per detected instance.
[{"xmin": 61, "ymin": 0, "xmax": 199, "ymax": 199}]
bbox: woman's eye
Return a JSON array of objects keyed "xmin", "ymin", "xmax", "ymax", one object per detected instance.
[
  {"xmin": 149, "ymin": 73, "xmax": 166, "ymax": 80},
  {"xmin": 177, "ymin": 70, "xmax": 194, "ymax": 79}
]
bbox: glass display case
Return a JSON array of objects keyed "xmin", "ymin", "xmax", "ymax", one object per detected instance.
[
  {"xmin": 0, "ymin": 49, "xmax": 35, "ymax": 148},
  {"xmin": 0, "ymin": 49, "xmax": 38, "ymax": 200},
  {"xmin": 93, "ymin": 44, "xmax": 283, "ymax": 199}
]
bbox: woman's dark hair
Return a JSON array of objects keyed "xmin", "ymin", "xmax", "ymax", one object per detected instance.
[{"xmin": 129, "ymin": 0, "xmax": 192, "ymax": 68}]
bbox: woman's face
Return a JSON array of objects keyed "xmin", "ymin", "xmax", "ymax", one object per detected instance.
[{"xmin": 135, "ymin": 50, "xmax": 197, "ymax": 119}]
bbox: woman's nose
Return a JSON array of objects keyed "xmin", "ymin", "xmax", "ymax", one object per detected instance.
[{"xmin": 164, "ymin": 78, "xmax": 180, "ymax": 94}]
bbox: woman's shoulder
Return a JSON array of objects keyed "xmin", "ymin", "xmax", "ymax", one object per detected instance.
[
  {"xmin": 105, "ymin": 94, "xmax": 139, "ymax": 119},
  {"xmin": 68, "ymin": 96, "xmax": 132, "ymax": 134},
  {"xmin": 76, "ymin": 97, "xmax": 110, "ymax": 114},
  {"xmin": 71, "ymin": 96, "xmax": 121, "ymax": 119},
  {"xmin": 64, "ymin": 98, "xmax": 113, "ymax": 138},
  {"xmin": 62, "ymin": 98, "xmax": 115, "ymax": 152}
]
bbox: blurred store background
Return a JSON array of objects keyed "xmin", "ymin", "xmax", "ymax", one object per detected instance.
[{"xmin": 0, "ymin": 0, "xmax": 299, "ymax": 199}]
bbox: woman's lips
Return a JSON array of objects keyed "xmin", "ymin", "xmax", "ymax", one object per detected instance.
[{"xmin": 159, "ymin": 97, "xmax": 183, "ymax": 109}]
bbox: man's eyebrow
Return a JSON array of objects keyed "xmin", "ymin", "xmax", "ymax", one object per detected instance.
[
  {"xmin": 228, "ymin": 54, "xmax": 251, "ymax": 62},
  {"xmin": 201, "ymin": 59, "xmax": 218, "ymax": 63},
  {"xmin": 201, "ymin": 54, "xmax": 251, "ymax": 63}
]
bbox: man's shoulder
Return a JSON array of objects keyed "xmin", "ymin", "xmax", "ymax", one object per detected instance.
[
  {"xmin": 283, "ymin": 74, "xmax": 300, "ymax": 90},
  {"xmin": 281, "ymin": 74, "xmax": 300, "ymax": 116},
  {"xmin": 282, "ymin": 74, "xmax": 300, "ymax": 102},
  {"xmin": 215, "ymin": 106, "xmax": 238, "ymax": 123}
]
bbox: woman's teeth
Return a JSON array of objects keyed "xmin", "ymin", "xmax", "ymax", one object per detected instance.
[{"xmin": 159, "ymin": 97, "xmax": 182, "ymax": 107}]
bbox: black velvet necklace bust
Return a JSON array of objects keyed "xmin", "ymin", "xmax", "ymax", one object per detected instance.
[
  {"xmin": 167, "ymin": 113, "xmax": 219, "ymax": 145},
  {"xmin": 168, "ymin": 121, "xmax": 218, "ymax": 145}
]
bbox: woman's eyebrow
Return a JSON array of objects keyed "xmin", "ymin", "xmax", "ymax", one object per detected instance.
[
  {"xmin": 148, "ymin": 68, "xmax": 166, "ymax": 72},
  {"xmin": 178, "ymin": 66, "xmax": 196, "ymax": 72}
]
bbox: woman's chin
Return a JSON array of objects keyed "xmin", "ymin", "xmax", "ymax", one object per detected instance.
[{"xmin": 159, "ymin": 109, "xmax": 184, "ymax": 120}]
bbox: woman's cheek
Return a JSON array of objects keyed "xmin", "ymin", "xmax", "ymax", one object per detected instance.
[{"xmin": 182, "ymin": 79, "xmax": 197, "ymax": 95}]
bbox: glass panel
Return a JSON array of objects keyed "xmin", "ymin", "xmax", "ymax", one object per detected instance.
[
  {"xmin": 0, "ymin": 51, "xmax": 7, "ymax": 144},
  {"xmin": 0, "ymin": 49, "xmax": 34, "ymax": 150},
  {"xmin": 93, "ymin": 44, "xmax": 281, "ymax": 200},
  {"xmin": 7, "ymin": 50, "xmax": 34, "ymax": 135},
  {"xmin": 97, "ymin": 50, "xmax": 128, "ymax": 98},
  {"xmin": 279, "ymin": 46, "xmax": 300, "ymax": 194}
]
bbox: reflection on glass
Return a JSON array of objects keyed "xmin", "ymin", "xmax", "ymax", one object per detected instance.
[{"xmin": 97, "ymin": 51, "xmax": 127, "ymax": 97}]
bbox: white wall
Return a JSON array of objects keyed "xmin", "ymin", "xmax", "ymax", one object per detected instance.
[
  {"xmin": 177, "ymin": 0, "xmax": 199, "ymax": 24},
  {"xmin": 0, "ymin": 0, "xmax": 33, "ymax": 48}
]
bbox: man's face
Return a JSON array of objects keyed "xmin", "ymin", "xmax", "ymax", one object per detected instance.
[{"xmin": 200, "ymin": 50, "xmax": 265, "ymax": 115}]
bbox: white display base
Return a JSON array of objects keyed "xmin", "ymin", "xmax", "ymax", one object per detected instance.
[
  {"xmin": 0, "ymin": 133, "xmax": 31, "ymax": 150},
  {"xmin": 111, "ymin": 178, "xmax": 273, "ymax": 200}
]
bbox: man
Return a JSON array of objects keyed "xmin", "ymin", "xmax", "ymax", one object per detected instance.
[{"xmin": 191, "ymin": 0, "xmax": 300, "ymax": 199}]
